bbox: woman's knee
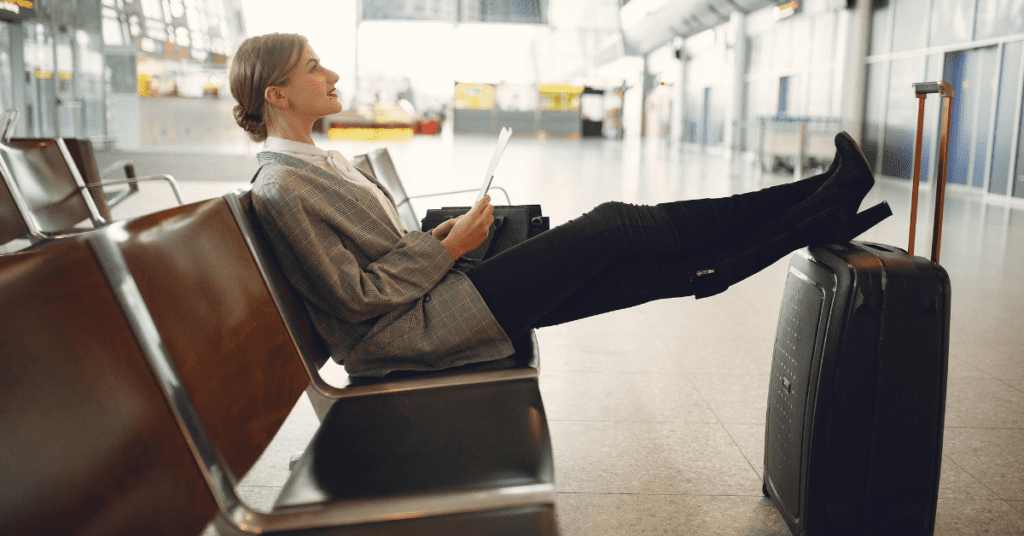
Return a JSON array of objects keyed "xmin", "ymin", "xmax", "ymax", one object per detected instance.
[
  {"xmin": 577, "ymin": 201, "xmax": 679, "ymax": 256},
  {"xmin": 586, "ymin": 201, "xmax": 632, "ymax": 228},
  {"xmin": 588, "ymin": 201, "xmax": 670, "ymax": 230}
]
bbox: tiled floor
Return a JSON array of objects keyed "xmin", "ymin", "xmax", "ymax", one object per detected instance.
[{"xmin": 96, "ymin": 130, "xmax": 1024, "ymax": 535}]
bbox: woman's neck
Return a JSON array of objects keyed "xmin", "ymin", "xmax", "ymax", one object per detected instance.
[{"xmin": 266, "ymin": 116, "xmax": 315, "ymax": 145}]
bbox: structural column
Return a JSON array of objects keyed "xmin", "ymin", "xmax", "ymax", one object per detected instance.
[
  {"xmin": 8, "ymin": 22, "xmax": 25, "ymax": 137},
  {"xmin": 725, "ymin": 11, "xmax": 747, "ymax": 153},
  {"xmin": 837, "ymin": 0, "xmax": 872, "ymax": 138},
  {"xmin": 621, "ymin": 55, "xmax": 646, "ymax": 141},
  {"xmin": 670, "ymin": 40, "xmax": 686, "ymax": 143}
]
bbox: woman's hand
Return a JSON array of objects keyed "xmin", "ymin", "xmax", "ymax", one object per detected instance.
[
  {"xmin": 430, "ymin": 216, "xmax": 460, "ymax": 241},
  {"xmin": 441, "ymin": 195, "xmax": 494, "ymax": 259}
]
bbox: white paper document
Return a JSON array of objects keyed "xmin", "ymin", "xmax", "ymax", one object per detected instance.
[{"xmin": 477, "ymin": 126, "xmax": 512, "ymax": 202}]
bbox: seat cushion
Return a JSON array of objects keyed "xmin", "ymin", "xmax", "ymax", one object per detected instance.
[
  {"xmin": 274, "ymin": 378, "xmax": 552, "ymax": 508},
  {"xmin": 344, "ymin": 329, "xmax": 539, "ymax": 386}
]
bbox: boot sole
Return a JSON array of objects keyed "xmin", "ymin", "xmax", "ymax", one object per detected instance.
[{"xmin": 843, "ymin": 201, "xmax": 892, "ymax": 241}]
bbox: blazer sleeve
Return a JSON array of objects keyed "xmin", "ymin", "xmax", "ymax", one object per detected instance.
[{"xmin": 254, "ymin": 168, "xmax": 456, "ymax": 324}]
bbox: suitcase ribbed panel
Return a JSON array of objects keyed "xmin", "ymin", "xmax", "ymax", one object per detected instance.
[{"xmin": 767, "ymin": 268, "xmax": 827, "ymax": 519}]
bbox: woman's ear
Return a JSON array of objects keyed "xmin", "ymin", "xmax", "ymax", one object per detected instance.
[{"xmin": 265, "ymin": 85, "xmax": 288, "ymax": 110}]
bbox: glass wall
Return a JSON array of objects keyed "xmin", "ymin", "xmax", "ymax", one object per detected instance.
[
  {"xmin": 102, "ymin": 0, "xmax": 239, "ymax": 99},
  {"xmin": 361, "ymin": 0, "xmax": 548, "ymax": 24},
  {"xmin": 943, "ymin": 46, "xmax": 997, "ymax": 188},
  {"xmin": 0, "ymin": 23, "xmax": 14, "ymax": 116},
  {"xmin": 868, "ymin": 0, "xmax": 1024, "ymax": 201},
  {"xmin": 56, "ymin": 30, "xmax": 77, "ymax": 137},
  {"xmin": 22, "ymin": 23, "xmax": 55, "ymax": 138},
  {"xmin": 989, "ymin": 41, "xmax": 1021, "ymax": 196},
  {"xmin": 880, "ymin": 57, "xmax": 924, "ymax": 180},
  {"xmin": 743, "ymin": 4, "xmax": 842, "ymax": 153},
  {"xmin": 862, "ymin": 61, "xmax": 886, "ymax": 172},
  {"xmin": 1016, "ymin": 79, "xmax": 1024, "ymax": 197},
  {"xmin": 78, "ymin": 31, "xmax": 106, "ymax": 138},
  {"xmin": 684, "ymin": 33, "xmax": 726, "ymax": 145}
]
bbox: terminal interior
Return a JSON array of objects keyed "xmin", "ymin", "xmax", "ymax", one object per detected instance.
[{"xmin": 1, "ymin": 0, "xmax": 1023, "ymax": 534}]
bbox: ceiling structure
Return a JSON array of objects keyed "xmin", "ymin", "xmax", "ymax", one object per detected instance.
[{"xmin": 614, "ymin": 0, "xmax": 780, "ymax": 57}]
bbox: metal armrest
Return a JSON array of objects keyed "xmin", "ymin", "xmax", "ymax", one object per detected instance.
[
  {"xmin": 95, "ymin": 159, "xmax": 184, "ymax": 206},
  {"xmin": 85, "ymin": 175, "xmax": 184, "ymax": 206},
  {"xmin": 407, "ymin": 185, "xmax": 512, "ymax": 205}
]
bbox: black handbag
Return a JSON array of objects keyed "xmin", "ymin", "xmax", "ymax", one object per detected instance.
[{"xmin": 421, "ymin": 205, "xmax": 550, "ymax": 261}]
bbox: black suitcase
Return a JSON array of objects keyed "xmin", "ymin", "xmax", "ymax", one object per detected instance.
[{"xmin": 762, "ymin": 82, "xmax": 954, "ymax": 536}]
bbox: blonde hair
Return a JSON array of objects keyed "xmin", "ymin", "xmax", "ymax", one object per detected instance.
[{"xmin": 228, "ymin": 33, "xmax": 307, "ymax": 143}]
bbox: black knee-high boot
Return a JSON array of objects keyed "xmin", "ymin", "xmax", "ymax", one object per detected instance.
[
  {"xmin": 657, "ymin": 139, "xmax": 842, "ymax": 253},
  {"xmin": 684, "ymin": 132, "xmax": 892, "ymax": 299}
]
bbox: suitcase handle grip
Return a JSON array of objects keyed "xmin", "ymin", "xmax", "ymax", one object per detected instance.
[
  {"xmin": 913, "ymin": 81, "xmax": 954, "ymax": 97},
  {"xmin": 910, "ymin": 81, "xmax": 953, "ymax": 263}
]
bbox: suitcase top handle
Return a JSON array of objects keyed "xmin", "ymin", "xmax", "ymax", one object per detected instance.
[
  {"xmin": 910, "ymin": 81, "xmax": 953, "ymax": 263},
  {"xmin": 913, "ymin": 81, "xmax": 954, "ymax": 97}
]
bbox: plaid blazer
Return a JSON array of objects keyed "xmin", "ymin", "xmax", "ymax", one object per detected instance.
[{"xmin": 252, "ymin": 151, "xmax": 513, "ymax": 377}]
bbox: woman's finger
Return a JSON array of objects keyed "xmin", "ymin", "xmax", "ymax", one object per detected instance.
[{"xmin": 470, "ymin": 195, "xmax": 491, "ymax": 214}]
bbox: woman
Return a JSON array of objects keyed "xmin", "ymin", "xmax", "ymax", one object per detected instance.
[{"xmin": 230, "ymin": 33, "xmax": 890, "ymax": 377}]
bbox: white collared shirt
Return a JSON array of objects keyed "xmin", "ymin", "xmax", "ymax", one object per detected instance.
[{"xmin": 263, "ymin": 136, "xmax": 406, "ymax": 233}]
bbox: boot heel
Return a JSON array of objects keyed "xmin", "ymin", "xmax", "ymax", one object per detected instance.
[{"xmin": 848, "ymin": 201, "xmax": 892, "ymax": 240}]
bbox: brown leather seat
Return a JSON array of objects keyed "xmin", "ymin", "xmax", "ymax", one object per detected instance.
[{"xmin": 0, "ymin": 239, "xmax": 217, "ymax": 536}]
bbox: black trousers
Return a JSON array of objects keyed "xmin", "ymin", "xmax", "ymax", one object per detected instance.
[
  {"xmin": 461, "ymin": 167, "xmax": 837, "ymax": 342},
  {"xmin": 463, "ymin": 201, "xmax": 695, "ymax": 343}
]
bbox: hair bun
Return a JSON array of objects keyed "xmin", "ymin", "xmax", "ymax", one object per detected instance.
[{"xmin": 233, "ymin": 104, "xmax": 267, "ymax": 141}]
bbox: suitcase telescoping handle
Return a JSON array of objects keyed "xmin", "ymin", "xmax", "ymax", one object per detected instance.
[{"xmin": 910, "ymin": 81, "xmax": 953, "ymax": 263}]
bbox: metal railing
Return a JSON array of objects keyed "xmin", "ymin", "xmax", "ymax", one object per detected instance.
[{"xmin": 757, "ymin": 115, "xmax": 842, "ymax": 180}]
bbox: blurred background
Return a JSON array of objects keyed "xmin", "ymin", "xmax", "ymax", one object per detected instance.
[
  {"xmin": 4, "ymin": 4, "xmax": 1024, "ymax": 534},
  {"xmin": 3, "ymin": 0, "xmax": 1024, "ymax": 204}
]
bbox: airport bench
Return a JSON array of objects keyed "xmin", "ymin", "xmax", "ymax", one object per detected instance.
[{"xmin": 0, "ymin": 195, "xmax": 556, "ymax": 535}]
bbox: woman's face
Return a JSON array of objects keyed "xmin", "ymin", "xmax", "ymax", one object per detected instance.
[{"xmin": 276, "ymin": 44, "xmax": 342, "ymax": 120}]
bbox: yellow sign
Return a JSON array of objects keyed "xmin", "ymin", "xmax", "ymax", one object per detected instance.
[
  {"xmin": 138, "ymin": 73, "xmax": 153, "ymax": 97},
  {"xmin": 537, "ymin": 84, "xmax": 583, "ymax": 111},
  {"xmin": 0, "ymin": 0, "xmax": 35, "ymax": 21},
  {"xmin": 537, "ymin": 84, "xmax": 584, "ymax": 94},
  {"xmin": 454, "ymin": 83, "xmax": 495, "ymax": 110},
  {"xmin": 328, "ymin": 127, "xmax": 414, "ymax": 141}
]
